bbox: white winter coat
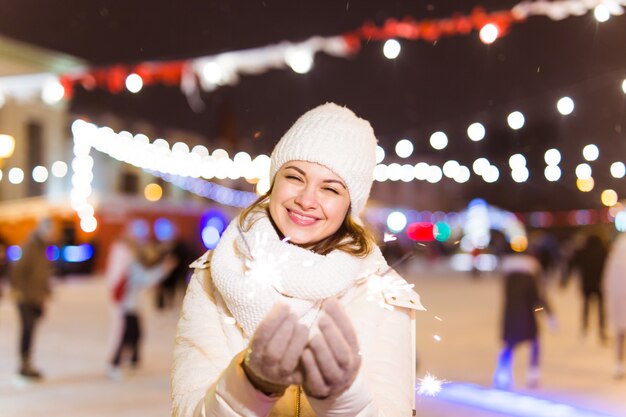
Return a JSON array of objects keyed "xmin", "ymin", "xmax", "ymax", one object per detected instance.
[
  {"xmin": 171, "ymin": 251, "xmax": 420, "ymax": 417},
  {"xmin": 603, "ymin": 233, "xmax": 626, "ymax": 331}
]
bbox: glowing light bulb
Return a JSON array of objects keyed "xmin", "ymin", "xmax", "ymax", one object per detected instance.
[
  {"xmin": 544, "ymin": 149, "xmax": 561, "ymax": 165},
  {"xmin": 467, "ymin": 123, "xmax": 485, "ymax": 141},
  {"xmin": 557, "ymin": 96, "xmax": 574, "ymax": 115},
  {"xmin": 507, "ymin": 111, "xmax": 525, "ymax": 130},
  {"xmin": 582, "ymin": 144, "xmax": 599, "ymax": 161},
  {"xmin": 125, "ymin": 73, "xmax": 143, "ymax": 93},
  {"xmin": 383, "ymin": 39, "xmax": 401, "ymax": 59},
  {"xmin": 610, "ymin": 162, "xmax": 625, "ymax": 178},
  {"xmin": 594, "ymin": 4, "xmax": 610, "ymax": 22},
  {"xmin": 286, "ymin": 49, "xmax": 313, "ymax": 74},
  {"xmin": 479, "ymin": 24, "xmax": 499, "ymax": 44},
  {"xmin": 430, "ymin": 131, "xmax": 448, "ymax": 150},
  {"xmin": 395, "ymin": 139, "xmax": 414, "ymax": 158}
]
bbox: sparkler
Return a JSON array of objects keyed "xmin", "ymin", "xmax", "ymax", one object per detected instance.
[
  {"xmin": 237, "ymin": 225, "xmax": 290, "ymax": 298},
  {"xmin": 416, "ymin": 372, "xmax": 446, "ymax": 397}
]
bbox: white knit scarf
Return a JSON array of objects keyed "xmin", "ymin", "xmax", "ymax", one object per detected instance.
[{"xmin": 211, "ymin": 212, "xmax": 388, "ymax": 338}]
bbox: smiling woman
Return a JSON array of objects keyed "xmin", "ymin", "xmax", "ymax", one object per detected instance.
[
  {"xmin": 269, "ymin": 161, "xmax": 351, "ymax": 247},
  {"xmin": 171, "ymin": 102, "xmax": 424, "ymax": 417}
]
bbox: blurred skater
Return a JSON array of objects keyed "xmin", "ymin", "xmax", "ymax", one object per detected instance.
[
  {"xmin": 9, "ymin": 218, "xmax": 57, "ymax": 380},
  {"xmin": 108, "ymin": 244, "xmax": 177, "ymax": 380},
  {"xmin": 564, "ymin": 234, "xmax": 608, "ymax": 344},
  {"xmin": 493, "ymin": 250, "xmax": 555, "ymax": 389}
]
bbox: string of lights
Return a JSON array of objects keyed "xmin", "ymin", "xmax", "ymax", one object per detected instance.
[{"xmin": 0, "ymin": 0, "xmax": 623, "ymax": 103}]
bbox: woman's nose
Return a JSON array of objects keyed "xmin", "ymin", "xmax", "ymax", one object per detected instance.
[{"xmin": 294, "ymin": 185, "xmax": 318, "ymax": 209}]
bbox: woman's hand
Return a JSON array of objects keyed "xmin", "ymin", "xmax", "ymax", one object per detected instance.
[
  {"xmin": 301, "ymin": 298, "xmax": 361, "ymax": 399},
  {"xmin": 243, "ymin": 303, "xmax": 309, "ymax": 394}
]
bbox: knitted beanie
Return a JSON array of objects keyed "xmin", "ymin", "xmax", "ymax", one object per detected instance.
[{"xmin": 270, "ymin": 102, "xmax": 377, "ymax": 220}]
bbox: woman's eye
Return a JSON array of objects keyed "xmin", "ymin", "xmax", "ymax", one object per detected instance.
[
  {"xmin": 286, "ymin": 175, "xmax": 303, "ymax": 182},
  {"xmin": 323, "ymin": 187, "xmax": 339, "ymax": 195}
]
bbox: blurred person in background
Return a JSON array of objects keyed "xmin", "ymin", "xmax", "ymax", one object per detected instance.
[
  {"xmin": 8, "ymin": 218, "xmax": 58, "ymax": 380},
  {"xmin": 171, "ymin": 103, "xmax": 423, "ymax": 416},
  {"xmin": 493, "ymin": 249, "xmax": 556, "ymax": 390},
  {"xmin": 602, "ymin": 233, "xmax": 626, "ymax": 379},
  {"xmin": 108, "ymin": 239, "xmax": 177, "ymax": 380},
  {"xmin": 155, "ymin": 225, "xmax": 194, "ymax": 310},
  {"xmin": 564, "ymin": 233, "xmax": 609, "ymax": 344},
  {"xmin": 105, "ymin": 219, "xmax": 151, "ymax": 293}
]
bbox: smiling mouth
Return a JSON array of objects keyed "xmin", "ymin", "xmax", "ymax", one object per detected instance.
[{"xmin": 287, "ymin": 209, "xmax": 319, "ymax": 226}]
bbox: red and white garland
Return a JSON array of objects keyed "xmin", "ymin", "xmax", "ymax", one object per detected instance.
[{"xmin": 0, "ymin": 0, "xmax": 623, "ymax": 103}]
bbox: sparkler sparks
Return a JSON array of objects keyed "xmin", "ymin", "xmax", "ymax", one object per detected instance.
[
  {"xmin": 416, "ymin": 373, "xmax": 445, "ymax": 397},
  {"xmin": 383, "ymin": 232, "xmax": 397, "ymax": 242},
  {"xmin": 365, "ymin": 273, "xmax": 416, "ymax": 310},
  {"xmin": 238, "ymin": 227, "xmax": 290, "ymax": 298}
]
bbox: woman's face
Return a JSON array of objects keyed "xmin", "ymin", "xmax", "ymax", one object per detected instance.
[{"xmin": 269, "ymin": 160, "xmax": 351, "ymax": 247}]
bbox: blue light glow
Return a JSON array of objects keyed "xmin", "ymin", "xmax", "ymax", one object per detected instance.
[
  {"xmin": 7, "ymin": 245, "xmax": 22, "ymax": 261},
  {"xmin": 154, "ymin": 217, "xmax": 174, "ymax": 241},
  {"xmin": 61, "ymin": 244, "xmax": 94, "ymax": 263},
  {"xmin": 432, "ymin": 383, "xmax": 619, "ymax": 417},
  {"xmin": 199, "ymin": 209, "xmax": 229, "ymax": 249},
  {"xmin": 130, "ymin": 219, "xmax": 150, "ymax": 240},
  {"xmin": 46, "ymin": 245, "xmax": 60, "ymax": 261},
  {"xmin": 206, "ymin": 216, "xmax": 226, "ymax": 234},
  {"xmin": 202, "ymin": 226, "xmax": 221, "ymax": 249}
]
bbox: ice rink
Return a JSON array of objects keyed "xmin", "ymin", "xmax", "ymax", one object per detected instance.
[{"xmin": 1, "ymin": 261, "xmax": 624, "ymax": 417}]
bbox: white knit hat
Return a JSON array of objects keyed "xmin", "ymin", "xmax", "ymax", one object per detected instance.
[{"xmin": 270, "ymin": 102, "xmax": 377, "ymax": 220}]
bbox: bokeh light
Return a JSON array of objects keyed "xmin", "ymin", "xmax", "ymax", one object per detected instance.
[
  {"xmin": 8, "ymin": 167, "xmax": 24, "ymax": 184},
  {"xmin": 467, "ymin": 123, "xmax": 486, "ymax": 141},
  {"xmin": 387, "ymin": 211, "xmax": 408, "ymax": 232},
  {"xmin": 601, "ymin": 189, "xmax": 618, "ymax": 207},
  {"xmin": 7, "ymin": 245, "xmax": 23, "ymax": 261},
  {"xmin": 557, "ymin": 96, "xmax": 574, "ymax": 115},
  {"xmin": 610, "ymin": 162, "xmax": 625, "ymax": 178},
  {"xmin": 32, "ymin": 165, "xmax": 49, "ymax": 183},
  {"xmin": 383, "ymin": 39, "xmax": 401, "ymax": 59},
  {"xmin": 511, "ymin": 235, "xmax": 528, "ymax": 252},
  {"xmin": 508, "ymin": 154, "xmax": 526, "ymax": 170},
  {"xmin": 511, "ymin": 167, "xmax": 529, "ymax": 183},
  {"xmin": 479, "ymin": 23, "xmax": 499, "ymax": 44},
  {"xmin": 507, "ymin": 111, "xmax": 525, "ymax": 130},
  {"xmin": 429, "ymin": 131, "xmax": 448, "ymax": 150},
  {"xmin": 144, "ymin": 183, "xmax": 163, "ymax": 202},
  {"xmin": 576, "ymin": 177, "xmax": 594, "ymax": 192},
  {"xmin": 544, "ymin": 165, "xmax": 561, "ymax": 182},
  {"xmin": 286, "ymin": 49, "xmax": 313, "ymax": 74},
  {"xmin": 52, "ymin": 161, "xmax": 68, "ymax": 178},
  {"xmin": 443, "ymin": 160, "xmax": 460, "ymax": 178},
  {"xmin": 575, "ymin": 163, "xmax": 592, "ymax": 180},
  {"xmin": 472, "ymin": 158, "xmax": 490, "ymax": 175},
  {"xmin": 594, "ymin": 4, "xmax": 610, "ymax": 22},
  {"xmin": 395, "ymin": 139, "xmax": 414, "ymax": 158},
  {"xmin": 544, "ymin": 149, "xmax": 561, "ymax": 165},
  {"xmin": 154, "ymin": 218, "xmax": 175, "ymax": 241},
  {"xmin": 434, "ymin": 222, "xmax": 451, "ymax": 242},
  {"xmin": 125, "ymin": 73, "xmax": 143, "ymax": 93},
  {"xmin": 582, "ymin": 144, "xmax": 599, "ymax": 161},
  {"xmin": 42, "ymin": 80, "xmax": 65, "ymax": 104}
]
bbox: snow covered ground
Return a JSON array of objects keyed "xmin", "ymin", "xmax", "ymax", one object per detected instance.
[{"xmin": 0, "ymin": 261, "xmax": 624, "ymax": 417}]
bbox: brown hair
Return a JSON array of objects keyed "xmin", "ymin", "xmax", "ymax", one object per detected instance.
[{"xmin": 238, "ymin": 191, "xmax": 377, "ymax": 257}]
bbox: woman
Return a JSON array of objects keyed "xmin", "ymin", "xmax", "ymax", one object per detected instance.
[
  {"xmin": 493, "ymin": 251, "xmax": 554, "ymax": 390},
  {"xmin": 171, "ymin": 103, "xmax": 423, "ymax": 416}
]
